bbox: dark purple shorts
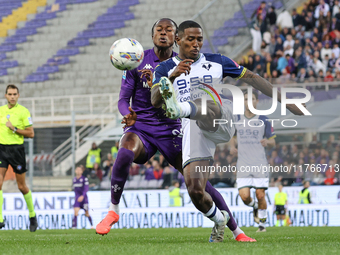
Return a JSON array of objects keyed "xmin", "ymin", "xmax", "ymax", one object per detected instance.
[
  {"xmin": 73, "ymin": 195, "xmax": 89, "ymax": 211},
  {"xmin": 123, "ymin": 122, "xmax": 182, "ymax": 166}
]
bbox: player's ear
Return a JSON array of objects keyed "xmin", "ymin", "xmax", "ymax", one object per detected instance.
[{"xmin": 175, "ymin": 35, "xmax": 181, "ymax": 46}]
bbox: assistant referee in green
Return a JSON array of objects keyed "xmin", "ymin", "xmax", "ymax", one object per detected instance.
[{"xmin": 0, "ymin": 84, "xmax": 38, "ymax": 231}]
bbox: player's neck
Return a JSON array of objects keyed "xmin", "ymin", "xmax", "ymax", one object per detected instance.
[
  {"xmin": 7, "ymin": 103, "xmax": 16, "ymax": 109},
  {"xmin": 76, "ymin": 175, "xmax": 82, "ymax": 179},
  {"xmin": 244, "ymin": 110, "xmax": 255, "ymax": 119},
  {"xmin": 153, "ymin": 47, "xmax": 173, "ymax": 62}
]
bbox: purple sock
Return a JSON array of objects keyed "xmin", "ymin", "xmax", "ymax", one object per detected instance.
[
  {"xmin": 72, "ymin": 216, "xmax": 77, "ymax": 228},
  {"xmin": 88, "ymin": 216, "xmax": 93, "ymax": 226},
  {"xmin": 205, "ymin": 181, "xmax": 238, "ymax": 231},
  {"xmin": 111, "ymin": 148, "xmax": 134, "ymax": 204}
]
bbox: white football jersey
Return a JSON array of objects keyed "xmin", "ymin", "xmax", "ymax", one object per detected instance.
[{"xmin": 235, "ymin": 114, "xmax": 276, "ymax": 168}]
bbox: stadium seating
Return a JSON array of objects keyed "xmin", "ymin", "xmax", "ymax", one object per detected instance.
[{"xmin": 0, "ymin": 0, "xmax": 256, "ymax": 97}]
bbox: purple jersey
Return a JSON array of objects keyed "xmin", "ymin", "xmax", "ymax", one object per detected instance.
[
  {"xmin": 118, "ymin": 48, "xmax": 180, "ymax": 126},
  {"xmin": 73, "ymin": 176, "xmax": 89, "ymax": 198}
]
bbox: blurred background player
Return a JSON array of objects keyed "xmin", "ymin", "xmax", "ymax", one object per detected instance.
[
  {"xmin": 230, "ymin": 90, "xmax": 276, "ymax": 232},
  {"xmin": 72, "ymin": 166, "xmax": 93, "ymax": 229},
  {"xmin": 96, "ymin": 18, "xmax": 255, "ymax": 243},
  {"xmin": 274, "ymin": 184, "xmax": 288, "ymax": 226},
  {"xmin": 0, "ymin": 84, "xmax": 37, "ymax": 232},
  {"xmin": 298, "ymin": 181, "xmax": 312, "ymax": 204}
]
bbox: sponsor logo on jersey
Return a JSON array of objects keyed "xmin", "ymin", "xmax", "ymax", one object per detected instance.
[
  {"xmin": 202, "ymin": 63, "xmax": 212, "ymax": 70},
  {"xmin": 122, "ymin": 70, "xmax": 127, "ymax": 80},
  {"xmin": 143, "ymin": 64, "xmax": 153, "ymax": 69}
]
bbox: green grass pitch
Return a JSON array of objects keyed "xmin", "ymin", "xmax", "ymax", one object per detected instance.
[{"xmin": 1, "ymin": 227, "xmax": 339, "ymax": 255}]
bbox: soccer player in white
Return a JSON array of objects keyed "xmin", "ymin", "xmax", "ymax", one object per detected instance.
[
  {"xmin": 230, "ymin": 90, "xmax": 276, "ymax": 232},
  {"xmin": 152, "ymin": 20, "xmax": 304, "ymax": 241}
]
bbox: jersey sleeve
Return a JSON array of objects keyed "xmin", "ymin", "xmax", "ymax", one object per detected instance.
[
  {"xmin": 262, "ymin": 116, "xmax": 276, "ymax": 139},
  {"xmin": 22, "ymin": 107, "xmax": 33, "ymax": 127},
  {"xmin": 221, "ymin": 55, "xmax": 246, "ymax": 80},
  {"xmin": 82, "ymin": 177, "xmax": 89, "ymax": 197},
  {"xmin": 152, "ymin": 62, "xmax": 170, "ymax": 86},
  {"xmin": 118, "ymin": 69, "xmax": 137, "ymax": 117}
]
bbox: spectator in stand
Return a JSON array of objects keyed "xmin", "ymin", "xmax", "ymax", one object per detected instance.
[
  {"xmin": 264, "ymin": 54, "xmax": 276, "ymax": 77},
  {"xmin": 324, "ymin": 160, "xmax": 337, "ymax": 185},
  {"xmin": 292, "ymin": 8, "xmax": 305, "ymax": 28},
  {"xmin": 328, "ymin": 53, "xmax": 337, "ymax": 70},
  {"xmin": 277, "ymin": 68, "xmax": 291, "ymax": 84},
  {"xmin": 271, "ymin": 150, "xmax": 283, "ymax": 165},
  {"xmin": 284, "ymin": 35, "xmax": 295, "ymax": 56},
  {"xmin": 162, "ymin": 166, "xmax": 174, "ymax": 189},
  {"xmin": 250, "ymin": 14, "xmax": 263, "ymax": 53},
  {"xmin": 316, "ymin": 149, "xmax": 330, "ymax": 164},
  {"xmin": 244, "ymin": 55, "xmax": 254, "ymax": 71},
  {"xmin": 333, "ymin": 0, "xmax": 340, "ymax": 17},
  {"xmin": 279, "ymin": 145, "xmax": 289, "ymax": 161},
  {"xmin": 266, "ymin": 6, "xmax": 277, "ymax": 34},
  {"xmin": 129, "ymin": 162, "xmax": 140, "ymax": 176},
  {"xmin": 93, "ymin": 162, "xmax": 103, "ymax": 181},
  {"xmin": 314, "ymin": 0, "xmax": 330, "ymax": 19},
  {"xmin": 297, "ymin": 67, "xmax": 308, "ymax": 82},
  {"xmin": 252, "ymin": 1, "xmax": 267, "ymax": 20},
  {"xmin": 268, "ymin": 37, "xmax": 277, "ymax": 56},
  {"xmin": 102, "ymin": 153, "xmax": 114, "ymax": 177},
  {"xmin": 151, "ymin": 160, "xmax": 163, "ymax": 180},
  {"xmin": 86, "ymin": 142, "xmax": 102, "ymax": 171},
  {"xmin": 88, "ymin": 170, "xmax": 101, "ymax": 190},
  {"xmin": 276, "ymin": 9, "xmax": 294, "ymax": 29},
  {"xmin": 321, "ymin": 43, "xmax": 333, "ymax": 61},
  {"xmin": 110, "ymin": 141, "xmax": 119, "ymax": 161},
  {"xmin": 305, "ymin": 11, "xmax": 315, "ymax": 31},
  {"xmin": 332, "ymin": 43, "xmax": 340, "ymax": 58},
  {"xmin": 276, "ymin": 51, "xmax": 288, "ymax": 74},
  {"xmin": 324, "ymin": 69, "xmax": 334, "ymax": 81},
  {"xmin": 312, "ymin": 57, "xmax": 327, "ymax": 74}
]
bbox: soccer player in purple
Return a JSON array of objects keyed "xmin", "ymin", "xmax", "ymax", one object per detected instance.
[
  {"xmin": 72, "ymin": 166, "xmax": 93, "ymax": 229},
  {"xmin": 96, "ymin": 18, "xmax": 255, "ymax": 242}
]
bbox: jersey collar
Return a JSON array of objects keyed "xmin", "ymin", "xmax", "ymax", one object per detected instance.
[
  {"xmin": 175, "ymin": 53, "xmax": 201, "ymax": 63},
  {"xmin": 151, "ymin": 48, "xmax": 177, "ymax": 62},
  {"xmin": 7, "ymin": 103, "xmax": 18, "ymax": 109}
]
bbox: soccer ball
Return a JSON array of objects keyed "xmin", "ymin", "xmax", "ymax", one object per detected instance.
[{"xmin": 109, "ymin": 38, "xmax": 144, "ymax": 70}]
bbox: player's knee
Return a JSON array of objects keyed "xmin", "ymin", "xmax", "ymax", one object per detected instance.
[
  {"xmin": 17, "ymin": 183, "xmax": 27, "ymax": 193},
  {"xmin": 239, "ymin": 192, "xmax": 250, "ymax": 203},
  {"xmin": 256, "ymin": 190, "xmax": 265, "ymax": 200},
  {"xmin": 188, "ymin": 187, "xmax": 204, "ymax": 202}
]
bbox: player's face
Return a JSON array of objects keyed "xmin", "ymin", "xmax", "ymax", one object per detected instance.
[
  {"xmin": 244, "ymin": 93, "xmax": 258, "ymax": 111},
  {"xmin": 177, "ymin": 27, "xmax": 203, "ymax": 60},
  {"xmin": 5, "ymin": 88, "xmax": 19, "ymax": 107},
  {"xmin": 75, "ymin": 167, "xmax": 82, "ymax": 176},
  {"xmin": 152, "ymin": 19, "xmax": 176, "ymax": 49}
]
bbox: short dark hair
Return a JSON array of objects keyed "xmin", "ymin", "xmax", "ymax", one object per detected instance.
[
  {"xmin": 178, "ymin": 20, "xmax": 202, "ymax": 36},
  {"xmin": 244, "ymin": 89, "xmax": 259, "ymax": 100},
  {"xmin": 6, "ymin": 84, "xmax": 19, "ymax": 94},
  {"xmin": 151, "ymin": 18, "xmax": 178, "ymax": 36}
]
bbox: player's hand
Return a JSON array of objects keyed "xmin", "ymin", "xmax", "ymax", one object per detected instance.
[
  {"xmin": 6, "ymin": 117, "xmax": 14, "ymax": 131},
  {"xmin": 139, "ymin": 69, "xmax": 153, "ymax": 87},
  {"xmin": 121, "ymin": 106, "xmax": 137, "ymax": 129},
  {"xmin": 260, "ymin": 139, "xmax": 268, "ymax": 147},
  {"xmin": 230, "ymin": 147, "xmax": 238, "ymax": 155},
  {"xmin": 169, "ymin": 59, "xmax": 194, "ymax": 81},
  {"xmin": 77, "ymin": 195, "xmax": 84, "ymax": 202},
  {"xmin": 286, "ymin": 103, "xmax": 306, "ymax": 116}
]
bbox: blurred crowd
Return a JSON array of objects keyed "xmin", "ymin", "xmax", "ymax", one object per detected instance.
[
  {"xmin": 242, "ymin": 0, "xmax": 340, "ymax": 86},
  {"xmin": 81, "ymin": 134, "xmax": 340, "ymax": 190}
]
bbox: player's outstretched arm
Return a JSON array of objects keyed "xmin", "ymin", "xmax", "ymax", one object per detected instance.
[{"xmin": 240, "ymin": 69, "xmax": 305, "ymax": 115}]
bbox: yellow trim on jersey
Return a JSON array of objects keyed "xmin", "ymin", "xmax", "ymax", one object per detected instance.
[
  {"xmin": 151, "ymin": 83, "xmax": 160, "ymax": 90},
  {"xmin": 235, "ymin": 67, "xmax": 247, "ymax": 80},
  {"xmin": 268, "ymin": 135, "xmax": 276, "ymax": 140}
]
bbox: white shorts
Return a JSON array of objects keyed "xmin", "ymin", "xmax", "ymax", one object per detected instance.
[
  {"xmin": 237, "ymin": 178, "xmax": 269, "ymax": 190},
  {"xmin": 182, "ymin": 99, "xmax": 236, "ymax": 167}
]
